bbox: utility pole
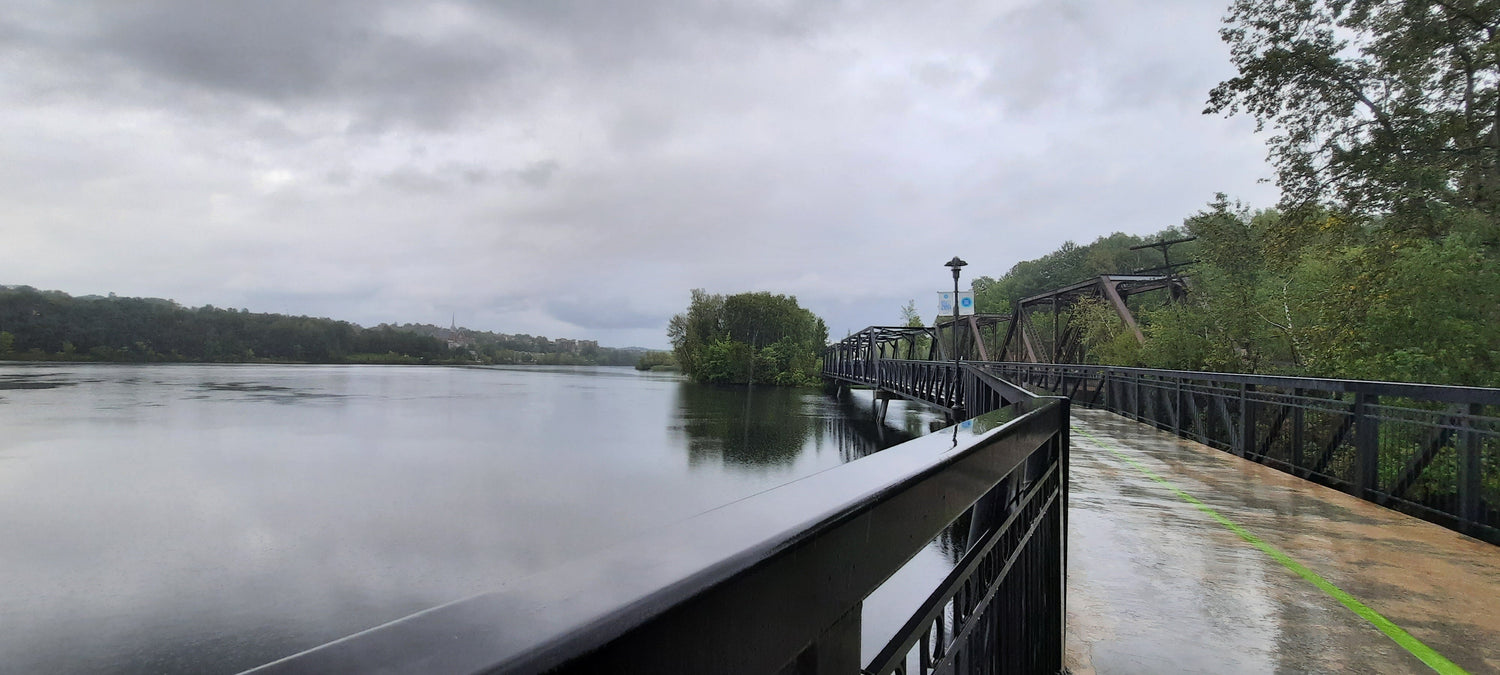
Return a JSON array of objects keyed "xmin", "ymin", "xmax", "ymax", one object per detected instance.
[{"xmin": 1130, "ymin": 236, "xmax": 1197, "ymax": 301}]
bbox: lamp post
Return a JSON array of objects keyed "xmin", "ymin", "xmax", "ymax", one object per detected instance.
[{"xmin": 945, "ymin": 256, "xmax": 967, "ymax": 420}]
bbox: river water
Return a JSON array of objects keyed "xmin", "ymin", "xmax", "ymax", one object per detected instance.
[{"xmin": 0, "ymin": 363, "xmax": 955, "ymax": 673}]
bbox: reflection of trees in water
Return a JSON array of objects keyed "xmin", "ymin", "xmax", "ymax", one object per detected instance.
[
  {"xmin": 935, "ymin": 512, "xmax": 970, "ymax": 566},
  {"xmin": 677, "ymin": 383, "xmax": 973, "ymax": 568},
  {"xmin": 674, "ymin": 384, "xmax": 920, "ymax": 471}
]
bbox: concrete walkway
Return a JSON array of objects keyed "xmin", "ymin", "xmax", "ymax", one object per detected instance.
[{"xmin": 1066, "ymin": 408, "xmax": 1500, "ymax": 675}]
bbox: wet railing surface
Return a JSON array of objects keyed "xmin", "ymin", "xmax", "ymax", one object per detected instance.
[
  {"xmin": 247, "ymin": 389, "xmax": 1069, "ymax": 673},
  {"xmin": 984, "ymin": 362, "xmax": 1500, "ymax": 545}
]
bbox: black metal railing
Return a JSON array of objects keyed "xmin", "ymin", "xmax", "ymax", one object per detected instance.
[
  {"xmin": 247, "ymin": 393, "xmax": 1069, "ymax": 674},
  {"xmin": 985, "ymin": 362, "xmax": 1500, "ymax": 545},
  {"xmin": 865, "ymin": 432, "xmax": 1064, "ymax": 675},
  {"xmin": 822, "ymin": 356, "xmax": 1033, "ymax": 419}
]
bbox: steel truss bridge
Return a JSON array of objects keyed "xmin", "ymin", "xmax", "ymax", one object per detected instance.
[{"xmin": 888, "ymin": 273, "xmax": 1189, "ymax": 366}]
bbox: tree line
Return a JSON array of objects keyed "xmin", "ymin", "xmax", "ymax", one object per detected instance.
[
  {"xmin": 389, "ymin": 322, "xmax": 641, "ymax": 366},
  {"xmin": 966, "ymin": 0, "xmax": 1500, "ymax": 388},
  {"xmin": 0, "ymin": 286, "xmax": 640, "ymax": 366}
]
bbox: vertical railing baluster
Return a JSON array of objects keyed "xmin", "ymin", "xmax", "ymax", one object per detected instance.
[
  {"xmin": 1292, "ymin": 388, "xmax": 1305, "ymax": 475},
  {"xmin": 1240, "ymin": 383, "xmax": 1256, "ymax": 459},
  {"xmin": 1458, "ymin": 402, "xmax": 1483, "ymax": 534},
  {"xmin": 1355, "ymin": 392, "xmax": 1380, "ymax": 499}
]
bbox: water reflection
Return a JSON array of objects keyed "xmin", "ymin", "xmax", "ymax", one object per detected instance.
[{"xmin": 673, "ymin": 384, "xmax": 922, "ymax": 471}]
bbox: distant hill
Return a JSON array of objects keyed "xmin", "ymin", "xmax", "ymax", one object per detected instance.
[
  {"xmin": 0, "ymin": 285, "xmax": 637, "ymax": 366},
  {"xmin": 386, "ymin": 322, "xmax": 641, "ymax": 366}
]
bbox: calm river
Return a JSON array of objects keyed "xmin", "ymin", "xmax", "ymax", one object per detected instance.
[{"xmin": 0, "ymin": 363, "xmax": 957, "ymax": 673}]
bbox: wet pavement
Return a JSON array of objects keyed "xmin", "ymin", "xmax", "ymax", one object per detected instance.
[{"xmin": 1065, "ymin": 408, "xmax": 1500, "ymax": 675}]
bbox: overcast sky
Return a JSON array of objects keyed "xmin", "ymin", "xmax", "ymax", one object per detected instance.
[{"xmin": 0, "ymin": 0, "xmax": 1276, "ymax": 349}]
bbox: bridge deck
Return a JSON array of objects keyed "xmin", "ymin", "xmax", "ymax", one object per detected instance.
[{"xmin": 1067, "ymin": 408, "xmax": 1500, "ymax": 674}]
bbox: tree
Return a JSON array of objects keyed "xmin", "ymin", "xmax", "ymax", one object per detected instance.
[
  {"xmin": 970, "ymin": 229, "xmax": 1194, "ymax": 315},
  {"xmin": 1208, "ymin": 0, "xmax": 1500, "ymax": 240},
  {"xmin": 899, "ymin": 299, "xmax": 922, "ymax": 328},
  {"xmin": 895, "ymin": 300, "xmax": 932, "ymax": 360},
  {"xmin": 0, "ymin": 331, "xmax": 12, "ymax": 355},
  {"xmin": 668, "ymin": 290, "xmax": 828, "ymax": 386}
]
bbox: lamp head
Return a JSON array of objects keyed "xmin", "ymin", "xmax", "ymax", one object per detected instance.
[{"xmin": 945, "ymin": 256, "xmax": 967, "ymax": 280}]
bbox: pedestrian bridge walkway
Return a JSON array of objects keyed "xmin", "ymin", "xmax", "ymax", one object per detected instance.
[{"xmin": 1067, "ymin": 408, "xmax": 1500, "ymax": 674}]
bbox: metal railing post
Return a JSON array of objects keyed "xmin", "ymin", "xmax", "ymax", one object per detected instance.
[
  {"xmin": 1292, "ymin": 388, "xmax": 1305, "ymax": 474},
  {"xmin": 1459, "ymin": 402, "xmax": 1483, "ymax": 533},
  {"xmin": 1173, "ymin": 378, "xmax": 1183, "ymax": 435},
  {"xmin": 1054, "ymin": 396, "xmax": 1070, "ymax": 671},
  {"xmin": 1355, "ymin": 392, "xmax": 1380, "ymax": 499},
  {"xmin": 1241, "ymin": 383, "xmax": 1256, "ymax": 458},
  {"xmin": 1132, "ymin": 374, "xmax": 1141, "ymax": 420}
]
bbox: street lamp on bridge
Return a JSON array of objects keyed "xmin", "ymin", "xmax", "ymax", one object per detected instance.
[{"xmin": 945, "ymin": 256, "xmax": 967, "ymax": 420}]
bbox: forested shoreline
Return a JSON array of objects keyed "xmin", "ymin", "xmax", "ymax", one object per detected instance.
[
  {"xmin": 966, "ymin": 0, "xmax": 1500, "ymax": 388},
  {"xmin": 0, "ymin": 285, "xmax": 645, "ymax": 366}
]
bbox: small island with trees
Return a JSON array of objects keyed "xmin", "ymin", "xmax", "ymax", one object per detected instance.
[{"xmin": 667, "ymin": 290, "xmax": 828, "ymax": 386}]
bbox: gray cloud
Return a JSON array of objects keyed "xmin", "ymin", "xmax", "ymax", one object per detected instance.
[
  {"xmin": 0, "ymin": 0, "xmax": 1275, "ymax": 348},
  {"xmin": 548, "ymin": 296, "xmax": 667, "ymax": 332}
]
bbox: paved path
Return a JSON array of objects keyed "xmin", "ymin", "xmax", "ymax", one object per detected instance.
[{"xmin": 1066, "ymin": 408, "xmax": 1500, "ymax": 675}]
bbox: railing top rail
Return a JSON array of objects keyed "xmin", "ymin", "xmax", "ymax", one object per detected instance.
[
  {"xmin": 248, "ymin": 397, "xmax": 1067, "ymax": 675},
  {"xmin": 985, "ymin": 361, "xmax": 1500, "ymax": 405}
]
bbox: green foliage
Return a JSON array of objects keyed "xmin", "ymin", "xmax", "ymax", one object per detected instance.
[
  {"xmin": 1285, "ymin": 234, "xmax": 1500, "ymax": 385},
  {"xmin": 900, "ymin": 299, "xmax": 923, "ymax": 328},
  {"xmin": 668, "ymin": 290, "xmax": 827, "ymax": 386},
  {"xmin": 1193, "ymin": 0, "xmax": 1500, "ymax": 384},
  {"xmin": 1068, "ymin": 297, "xmax": 1143, "ymax": 366},
  {"xmin": 993, "ymin": 2, "xmax": 1500, "ymax": 387},
  {"xmin": 0, "ymin": 286, "xmax": 637, "ymax": 367},
  {"xmin": 1208, "ymin": 0, "xmax": 1500, "ymax": 240},
  {"xmin": 1032, "ymin": 196, "xmax": 1500, "ymax": 386},
  {"xmin": 889, "ymin": 299, "xmax": 933, "ymax": 359},
  {"xmin": 634, "ymin": 350, "xmax": 678, "ymax": 371},
  {"xmin": 971, "ymin": 229, "xmax": 1194, "ymax": 315},
  {"xmin": 390, "ymin": 322, "xmax": 639, "ymax": 366}
]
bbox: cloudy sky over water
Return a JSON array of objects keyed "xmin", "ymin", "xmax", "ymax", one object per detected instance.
[{"xmin": 0, "ymin": 0, "xmax": 1277, "ymax": 348}]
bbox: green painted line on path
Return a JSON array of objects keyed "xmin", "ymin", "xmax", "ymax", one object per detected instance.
[{"xmin": 1070, "ymin": 425, "xmax": 1468, "ymax": 675}]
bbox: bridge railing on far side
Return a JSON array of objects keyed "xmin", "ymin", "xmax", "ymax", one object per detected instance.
[
  {"xmin": 249, "ymin": 393, "xmax": 1070, "ymax": 674},
  {"xmin": 986, "ymin": 362, "xmax": 1500, "ymax": 545}
]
